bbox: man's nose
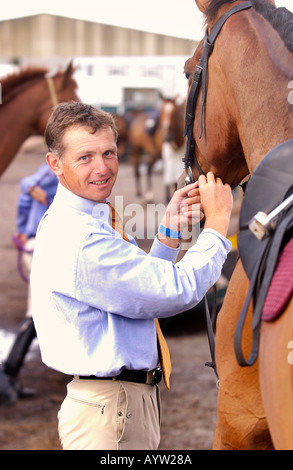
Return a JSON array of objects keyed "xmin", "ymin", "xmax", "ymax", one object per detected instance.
[{"xmin": 92, "ymin": 156, "xmax": 108, "ymax": 173}]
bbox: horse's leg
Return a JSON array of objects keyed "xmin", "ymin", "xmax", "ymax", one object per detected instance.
[
  {"xmin": 165, "ymin": 184, "xmax": 177, "ymax": 204},
  {"xmin": 259, "ymin": 296, "xmax": 293, "ymax": 449},
  {"xmin": 130, "ymin": 147, "xmax": 141, "ymax": 197},
  {"xmin": 144, "ymin": 152, "xmax": 161, "ymax": 203},
  {"xmin": 147, "ymin": 158, "xmax": 154, "ymax": 192},
  {"xmin": 165, "ymin": 185, "xmax": 171, "ymax": 203},
  {"xmin": 213, "ymin": 260, "xmax": 273, "ymax": 450},
  {"xmin": 135, "ymin": 164, "xmax": 141, "ymax": 198}
]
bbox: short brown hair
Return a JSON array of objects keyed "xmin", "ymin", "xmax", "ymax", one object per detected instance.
[{"xmin": 45, "ymin": 102, "xmax": 118, "ymax": 157}]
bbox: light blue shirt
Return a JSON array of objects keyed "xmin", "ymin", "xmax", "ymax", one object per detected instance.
[{"xmin": 31, "ymin": 184, "xmax": 231, "ymax": 377}]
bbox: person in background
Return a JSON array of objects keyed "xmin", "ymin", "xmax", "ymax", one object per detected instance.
[
  {"xmin": 13, "ymin": 163, "xmax": 58, "ymax": 315},
  {"xmin": 0, "ymin": 164, "xmax": 58, "ymax": 406}
]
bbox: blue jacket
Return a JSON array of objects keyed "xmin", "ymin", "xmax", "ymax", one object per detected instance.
[{"xmin": 16, "ymin": 163, "xmax": 58, "ymax": 238}]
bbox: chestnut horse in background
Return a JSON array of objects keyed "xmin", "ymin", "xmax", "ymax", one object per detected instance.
[
  {"xmin": 112, "ymin": 113, "xmax": 129, "ymax": 160},
  {"xmin": 128, "ymin": 97, "xmax": 185, "ymax": 201},
  {"xmin": 162, "ymin": 98, "xmax": 186, "ymax": 202},
  {"xmin": 182, "ymin": 0, "xmax": 293, "ymax": 449},
  {"xmin": 0, "ymin": 62, "xmax": 79, "ymax": 176}
]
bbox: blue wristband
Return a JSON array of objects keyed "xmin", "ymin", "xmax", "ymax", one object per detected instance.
[{"xmin": 158, "ymin": 224, "xmax": 182, "ymax": 239}]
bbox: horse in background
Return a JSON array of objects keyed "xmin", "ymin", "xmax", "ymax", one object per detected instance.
[
  {"xmin": 128, "ymin": 96, "xmax": 185, "ymax": 202},
  {"xmin": 162, "ymin": 98, "xmax": 186, "ymax": 202},
  {"xmin": 0, "ymin": 62, "xmax": 79, "ymax": 177},
  {"xmin": 112, "ymin": 113, "xmax": 129, "ymax": 160},
  {"xmin": 182, "ymin": 0, "xmax": 293, "ymax": 449}
]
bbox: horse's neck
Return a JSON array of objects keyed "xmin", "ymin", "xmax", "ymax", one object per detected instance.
[
  {"xmin": 229, "ymin": 16, "xmax": 293, "ymax": 172},
  {"xmin": 0, "ymin": 80, "xmax": 46, "ymax": 176},
  {"xmin": 239, "ymin": 75, "xmax": 293, "ymax": 173}
]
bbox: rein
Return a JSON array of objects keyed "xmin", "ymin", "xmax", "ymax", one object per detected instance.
[
  {"xmin": 12, "ymin": 236, "xmax": 34, "ymax": 283},
  {"xmin": 183, "ymin": 1, "xmax": 252, "ymax": 185},
  {"xmin": 183, "ymin": 1, "xmax": 252, "ymax": 380}
]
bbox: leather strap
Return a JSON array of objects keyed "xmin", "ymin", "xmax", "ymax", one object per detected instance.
[
  {"xmin": 204, "ymin": 285, "xmax": 219, "ymax": 381},
  {"xmin": 46, "ymin": 76, "xmax": 58, "ymax": 108}
]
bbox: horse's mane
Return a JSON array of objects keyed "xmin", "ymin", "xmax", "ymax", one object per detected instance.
[
  {"xmin": 205, "ymin": 0, "xmax": 293, "ymax": 52},
  {"xmin": 1, "ymin": 67, "xmax": 49, "ymax": 104}
]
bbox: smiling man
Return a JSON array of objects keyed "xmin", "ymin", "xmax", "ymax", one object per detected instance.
[
  {"xmin": 45, "ymin": 108, "xmax": 119, "ymax": 203},
  {"xmin": 30, "ymin": 102, "xmax": 232, "ymax": 450}
]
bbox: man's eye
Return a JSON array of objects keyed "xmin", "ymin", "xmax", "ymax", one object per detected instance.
[
  {"xmin": 81, "ymin": 155, "xmax": 89, "ymax": 161},
  {"xmin": 104, "ymin": 150, "xmax": 116, "ymax": 157}
]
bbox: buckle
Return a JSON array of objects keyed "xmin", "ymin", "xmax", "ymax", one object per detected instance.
[{"xmin": 150, "ymin": 367, "xmax": 162, "ymax": 385}]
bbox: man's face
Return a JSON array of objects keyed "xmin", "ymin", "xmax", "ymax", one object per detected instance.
[{"xmin": 49, "ymin": 125, "xmax": 118, "ymax": 203}]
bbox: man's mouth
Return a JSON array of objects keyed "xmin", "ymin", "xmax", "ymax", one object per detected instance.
[{"xmin": 90, "ymin": 178, "xmax": 110, "ymax": 186}]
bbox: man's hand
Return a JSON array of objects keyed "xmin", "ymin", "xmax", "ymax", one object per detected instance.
[
  {"xmin": 199, "ymin": 172, "xmax": 233, "ymax": 237},
  {"xmin": 29, "ymin": 186, "xmax": 48, "ymax": 205},
  {"xmin": 158, "ymin": 182, "xmax": 203, "ymax": 247},
  {"xmin": 12, "ymin": 233, "xmax": 27, "ymax": 249}
]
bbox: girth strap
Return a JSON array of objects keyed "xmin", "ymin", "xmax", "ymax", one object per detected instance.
[{"xmin": 204, "ymin": 285, "xmax": 219, "ymax": 381}]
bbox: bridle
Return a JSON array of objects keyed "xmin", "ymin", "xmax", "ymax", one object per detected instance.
[
  {"xmin": 183, "ymin": 1, "xmax": 252, "ymax": 185},
  {"xmin": 183, "ymin": 1, "xmax": 253, "ymax": 381},
  {"xmin": 46, "ymin": 76, "xmax": 59, "ymax": 108}
]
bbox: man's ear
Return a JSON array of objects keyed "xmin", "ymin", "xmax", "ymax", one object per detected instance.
[{"xmin": 46, "ymin": 152, "xmax": 63, "ymax": 177}]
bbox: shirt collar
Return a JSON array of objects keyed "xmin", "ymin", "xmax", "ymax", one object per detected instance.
[{"xmin": 54, "ymin": 183, "xmax": 110, "ymax": 221}]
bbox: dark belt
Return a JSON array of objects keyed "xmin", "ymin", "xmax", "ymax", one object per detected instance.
[{"xmin": 77, "ymin": 367, "xmax": 162, "ymax": 385}]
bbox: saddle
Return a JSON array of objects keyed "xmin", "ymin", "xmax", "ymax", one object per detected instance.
[{"xmin": 234, "ymin": 139, "xmax": 293, "ymax": 367}]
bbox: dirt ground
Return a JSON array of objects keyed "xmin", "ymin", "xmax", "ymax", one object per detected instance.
[{"xmin": 0, "ymin": 137, "xmax": 238, "ymax": 451}]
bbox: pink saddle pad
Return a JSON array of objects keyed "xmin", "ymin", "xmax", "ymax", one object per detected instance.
[{"xmin": 262, "ymin": 238, "xmax": 293, "ymax": 322}]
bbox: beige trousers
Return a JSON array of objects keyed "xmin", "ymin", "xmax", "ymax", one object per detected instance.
[{"xmin": 58, "ymin": 377, "xmax": 161, "ymax": 450}]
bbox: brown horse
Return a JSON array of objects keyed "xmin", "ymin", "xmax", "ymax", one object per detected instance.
[
  {"xmin": 162, "ymin": 98, "xmax": 186, "ymax": 201},
  {"xmin": 0, "ymin": 62, "xmax": 79, "ymax": 176},
  {"xmin": 128, "ymin": 97, "xmax": 185, "ymax": 201},
  {"xmin": 113, "ymin": 113, "xmax": 129, "ymax": 159},
  {"xmin": 182, "ymin": 0, "xmax": 293, "ymax": 449}
]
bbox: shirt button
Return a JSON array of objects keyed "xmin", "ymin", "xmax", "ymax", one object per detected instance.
[
  {"xmin": 118, "ymin": 411, "xmax": 123, "ymax": 417},
  {"xmin": 126, "ymin": 412, "xmax": 132, "ymax": 419}
]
